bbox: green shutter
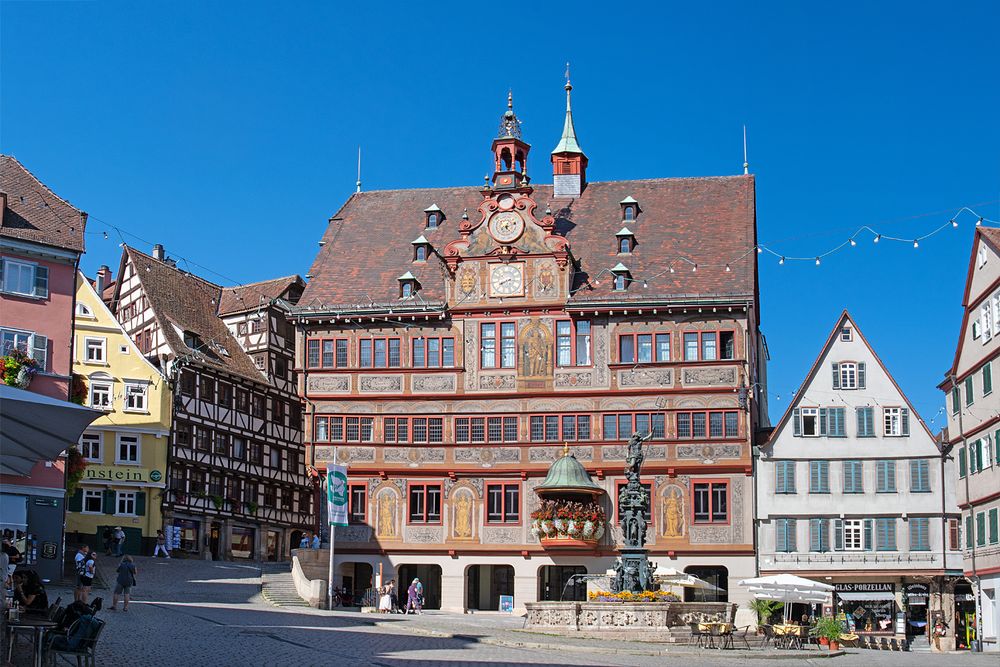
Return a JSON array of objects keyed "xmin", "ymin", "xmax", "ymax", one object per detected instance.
[
  {"xmin": 858, "ymin": 362, "xmax": 866, "ymax": 389},
  {"xmin": 952, "ymin": 387, "xmax": 960, "ymax": 415},
  {"xmin": 989, "ymin": 509, "xmax": 998, "ymax": 544},
  {"xmin": 975, "ymin": 440, "xmax": 984, "ymax": 472},
  {"xmin": 959, "ymin": 447, "xmax": 967, "ymax": 477},
  {"xmin": 832, "ymin": 363, "xmax": 840, "ymax": 390},
  {"xmin": 68, "ymin": 490, "xmax": 83, "ymax": 512},
  {"xmin": 984, "ymin": 364, "xmax": 993, "ymax": 395},
  {"xmin": 135, "ymin": 491, "xmax": 146, "ymax": 517},
  {"xmin": 864, "ymin": 518, "xmax": 874, "ymax": 551},
  {"xmin": 977, "ymin": 513, "xmax": 987, "ymax": 546},
  {"xmin": 776, "ymin": 520, "xmax": 787, "ymax": 552},
  {"xmin": 966, "ymin": 515, "xmax": 973, "ymax": 548},
  {"xmin": 966, "ymin": 377, "xmax": 974, "ymax": 406},
  {"xmin": 834, "ymin": 518, "xmax": 844, "ymax": 551},
  {"xmin": 819, "ymin": 408, "xmax": 828, "ymax": 436},
  {"xmin": 793, "ymin": 408, "xmax": 801, "ymax": 436},
  {"xmin": 103, "ymin": 490, "xmax": 116, "ymax": 514}
]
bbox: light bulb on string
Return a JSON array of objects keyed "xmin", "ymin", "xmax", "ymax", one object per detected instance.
[
  {"xmin": 642, "ymin": 281, "xmax": 648, "ymax": 288},
  {"xmin": 669, "ymin": 266, "xmax": 675, "ymax": 274},
  {"xmin": 952, "ymin": 219, "xmax": 958, "ymax": 228},
  {"xmin": 778, "ymin": 257, "xmax": 785, "ymax": 265},
  {"xmin": 692, "ymin": 264, "xmax": 698, "ymax": 272},
  {"xmin": 815, "ymin": 257, "xmax": 821, "ymax": 266},
  {"xmin": 757, "ymin": 247, "xmax": 762, "ymax": 254},
  {"xmin": 874, "ymin": 234, "xmax": 881, "ymax": 243},
  {"xmin": 850, "ymin": 238, "xmax": 856, "ymax": 247},
  {"xmin": 913, "ymin": 240, "xmax": 919, "ymax": 249},
  {"xmin": 978, "ymin": 217, "xmax": 984, "ymax": 226},
  {"xmin": 725, "ymin": 264, "xmax": 731, "ymax": 272}
]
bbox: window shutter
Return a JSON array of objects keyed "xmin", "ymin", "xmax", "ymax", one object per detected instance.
[
  {"xmin": 970, "ymin": 441, "xmax": 978, "ymax": 473},
  {"xmin": 810, "ymin": 519, "xmax": 820, "ymax": 552},
  {"xmin": 858, "ymin": 362, "xmax": 866, "ymax": 389},
  {"xmin": 864, "ymin": 518, "xmax": 874, "ymax": 550},
  {"xmin": 901, "ymin": 408, "xmax": 910, "ymax": 436},
  {"xmin": 136, "ymin": 492, "xmax": 146, "ymax": 516},
  {"xmin": 809, "ymin": 462, "xmax": 818, "ymax": 492},
  {"xmin": 788, "ymin": 519, "xmax": 796, "ymax": 551},
  {"xmin": 959, "ymin": 447, "xmax": 967, "ymax": 477},
  {"xmin": 102, "ymin": 490, "xmax": 116, "ymax": 514},
  {"xmin": 31, "ymin": 334, "xmax": 48, "ymax": 370},
  {"xmin": 819, "ymin": 408, "xmax": 828, "ymax": 436},
  {"xmin": 832, "ymin": 363, "xmax": 840, "ymax": 389},
  {"xmin": 776, "ymin": 521, "xmax": 787, "ymax": 552},
  {"xmin": 975, "ymin": 440, "xmax": 984, "ymax": 472},
  {"xmin": 792, "ymin": 408, "xmax": 801, "ymax": 436},
  {"xmin": 34, "ymin": 265, "xmax": 49, "ymax": 298},
  {"xmin": 909, "ymin": 460, "xmax": 919, "ymax": 491},
  {"xmin": 966, "ymin": 515, "xmax": 973, "ymax": 548},
  {"xmin": 856, "ymin": 407, "xmax": 865, "ymax": 436},
  {"xmin": 877, "ymin": 461, "xmax": 886, "ymax": 491},
  {"xmin": 820, "ymin": 462, "xmax": 829, "ymax": 492},
  {"xmin": 834, "ymin": 519, "xmax": 843, "ymax": 550},
  {"xmin": 68, "ymin": 490, "xmax": 83, "ymax": 512}
]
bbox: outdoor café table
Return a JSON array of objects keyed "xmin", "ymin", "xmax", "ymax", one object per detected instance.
[
  {"xmin": 772, "ymin": 624, "xmax": 806, "ymax": 649},
  {"xmin": 7, "ymin": 617, "xmax": 56, "ymax": 667},
  {"xmin": 698, "ymin": 622, "xmax": 733, "ymax": 649}
]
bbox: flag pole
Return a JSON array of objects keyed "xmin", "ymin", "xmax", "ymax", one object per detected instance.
[{"xmin": 327, "ymin": 446, "xmax": 337, "ymax": 610}]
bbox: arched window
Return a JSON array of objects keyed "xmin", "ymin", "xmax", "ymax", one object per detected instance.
[
  {"xmin": 500, "ymin": 148, "xmax": 513, "ymax": 171},
  {"xmin": 619, "ymin": 238, "xmax": 631, "ymax": 254},
  {"xmin": 624, "ymin": 206, "xmax": 635, "ymax": 221},
  {"xmin": 427, "ymin": 214, "xmax": 438, "ymax": 229},
  {"xmin": 415, "ymin": 246, "xmax": 427, "ymax": 262},
  {"xmin": 613, "ymin": 274, "xmax": 626, "ymax": 291}
]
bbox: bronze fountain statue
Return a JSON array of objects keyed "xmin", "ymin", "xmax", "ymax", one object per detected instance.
[{"xmin": 610, "ymin": 430, "xmax": 657, "ymax": 594}]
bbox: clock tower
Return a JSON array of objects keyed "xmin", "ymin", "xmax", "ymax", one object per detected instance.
[{"xmin": 491, "ymin": 91, "xmax": 531, "ymax": 190}]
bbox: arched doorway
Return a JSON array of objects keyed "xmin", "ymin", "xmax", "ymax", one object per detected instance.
[
  {"xmin": 397, "ymin": 564, "xmax": 442, "ymax": 610},
  {"xmin": 289, "ymin": 530, "xmax": 304, "ymax": 552},
  {"xmin": 684, "ymin": 565, "xmax": 728, "ymax": 602},
  {"xmin": 466, "ymin": 564, "xmax": 514, "ymax": 610},
  {"xmin": 339, "ymin": 562, "xmax": 374, "ymax": 605},
  {"xmin": 538, "ymin": 565, "xmax": 587, "ymax": 602}
]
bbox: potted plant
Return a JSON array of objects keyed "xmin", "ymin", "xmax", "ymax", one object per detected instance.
[
  {"xmin": 1, "ymin": 349, "xmax": 39, "ymax": 388},
  {"xmin": 746, "ymin": 599, "xmax": 783, "ymax": 633},
  {"xmin": 811, "ymin": 616, "xmax": 844, "ymax": 650}
]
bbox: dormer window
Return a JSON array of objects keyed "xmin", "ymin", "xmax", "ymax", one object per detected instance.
[
  {"xmin": 611, "ymin": 263, "xmax": 630, "ymax": 291},
  {"xmin": 424, "ymin": 204, "xmax": 443, "ymax": 229},
  {"xmin": 620, "ymin": 196, "xmax": 639, "ymax": 222},
  {"xmin": 616, "ymin": 227, "xmax": 635, "ymax": 254},
  {"xmin": 411, "ymin": 235, "xmax": 431, "ymax": 262},
  {"xmin": 398, "ymin": 271, "xmax": 419, "ymax": 299}
]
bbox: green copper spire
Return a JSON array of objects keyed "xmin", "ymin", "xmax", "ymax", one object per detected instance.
[{"xmin": 551, "ymin": 65, "xmax": 584, "ymax": 156}]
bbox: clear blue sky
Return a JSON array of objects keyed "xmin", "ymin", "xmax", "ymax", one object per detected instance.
[{"xmin": 2, "ymin": 1, "xmax": 998, "ymax": 425}]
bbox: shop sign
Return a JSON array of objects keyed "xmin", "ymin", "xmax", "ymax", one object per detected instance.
[
  {"xmin": 835, "ymin": 582, "xmax": 894, "ymax": 593},
  {"xmin": 905, "ymin": 583, "xmax": 929, "ymax": 599},
  {"xmin": 84, "ymin": 466, "xmax": 164, "ymax": 485},
  {"xmin": 40, "ymin": 542, "xmax": 57, "ymax": 559},
  {"xmin": 33, "ymin": 498, "xmax": 58, "ymax": 507}
]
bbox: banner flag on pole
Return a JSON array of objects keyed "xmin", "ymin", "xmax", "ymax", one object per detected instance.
[{"xmin": 327, "ymin": 465, "xmax": 349, "ymax": 527}]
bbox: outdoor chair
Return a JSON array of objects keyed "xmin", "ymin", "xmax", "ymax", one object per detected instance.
[
  {"xmin": 879, "ymin": 637, "xmax": 891, "ymax": 650},
  {"xmin": 687, "ymin": 622, "xmax": 707, "ymax": 648},
  {"xmin": 709, "ymin": 623, "xmax": 729, "ymax": 649},
  {"xmin": 759, "ymin": 624, "xmax": 776, "ymax": 649},
  {"xmin": 731, "ymin": 625, "xmax": 753, "ymax": 650},
  {"xmin": 44, "ymin": 617, "xmax": 104, "ymax": 667}
]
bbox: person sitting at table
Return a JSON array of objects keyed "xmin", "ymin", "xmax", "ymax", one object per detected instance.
[{"xmin": 13, "ymin": 571, "xmax": 48, "ymax": 613}]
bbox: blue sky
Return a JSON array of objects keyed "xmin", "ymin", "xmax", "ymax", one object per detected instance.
[{"xmin": 2, "ymin": 1, "xmax": 998, "ymax": 424}]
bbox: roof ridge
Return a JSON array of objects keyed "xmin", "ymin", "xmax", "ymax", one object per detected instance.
[
  {"xmin": 125, "ymin": 244, "xmax": 224, "ymax": 292},
  {"xmin": 231, "ymin": 274, "xmax": 303, "ymax": 289},
  {"xmin": 0, "ymin": 154, "xmax": 86, "ymax": 217},
  {"xmin": 347, "ymin": 175, "xmax": 751, "ymax": 196}
]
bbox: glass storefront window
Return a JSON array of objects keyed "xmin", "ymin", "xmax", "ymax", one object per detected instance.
[
  {"xmin": 231, "ymin": 526, "xmax": 254, "ymax": 559},
  {"xmin": 174, "ymin": 519, "xmax": 200, "ymax": 552}
]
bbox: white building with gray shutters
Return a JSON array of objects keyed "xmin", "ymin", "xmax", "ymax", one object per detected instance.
[{"xmin": 757, "ymin": 311, "xmax": 961, "ymax": 650}]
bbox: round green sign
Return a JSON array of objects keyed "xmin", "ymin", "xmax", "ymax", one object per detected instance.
[{"xmin": 149, "ymin": 470, "xmax": 163, "ymax": 482}]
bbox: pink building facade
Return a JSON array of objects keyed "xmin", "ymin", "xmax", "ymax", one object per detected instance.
[{"xmin": 1, "ymin": 155, "xmax": 88, "ymax": 581}]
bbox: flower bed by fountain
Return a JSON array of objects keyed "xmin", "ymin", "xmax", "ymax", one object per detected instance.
[
  {"xmin": 524, "ymin": 600, "xmax": 737, "ymax": 642},
  {"xmin": 530, "ymin": 499, "xmax": 605, "ymax": 548}
]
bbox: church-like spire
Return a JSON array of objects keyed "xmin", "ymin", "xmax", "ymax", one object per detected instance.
[{"xmin": 552, "ymin": 65, "xmax": 584, "ymax": 155}]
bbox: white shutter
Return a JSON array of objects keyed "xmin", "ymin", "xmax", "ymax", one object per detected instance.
[
  {"xmin": 33, "ymin": 265, "xmax": 49, "ymax": 298},
  {"xmin": 31, "ymin": 334, "xmax": 48, "ymax": 370}
]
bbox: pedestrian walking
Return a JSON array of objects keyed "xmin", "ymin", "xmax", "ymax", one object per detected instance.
[
  {"xmin": 415, "ymin": 577, "xmax": 424, "ymax": 612},
  {"xmin": 113, "ymin": 526, "xmax": 126, "ymax": 556},
  {"xmin": 405, "ymin": 578, "xmax": 423, "ymax": 614},
  {"xmin": 153, "ymin": 529, "xmax": 170, "ymax": 558},
  {"xmin": 111, "ymin": 555, "xmax": 137, "ymax": 611},
  {"xmin": 79, "ymin": 550, "xmax": 96, "ymax": 605},
  {"xmin": 73, "ymin": 545, "xmax": 89, "ymax": 603},
  {"xmin": 299, "ymin": 533, "xmax": 310, "ymax": 549}
]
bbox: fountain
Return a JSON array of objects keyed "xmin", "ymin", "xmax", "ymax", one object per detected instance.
[{"xmin": 523, "ymin": 431, "xmax": 736, "ymax": 641}]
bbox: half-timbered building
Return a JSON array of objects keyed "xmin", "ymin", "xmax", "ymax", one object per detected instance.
[
  {"xmin": 109, "ymin": 245, "xmax": 312, "ymax": 560},
  {"xmin": 293, "ymin": 83, "xmax": 768, "ymax": 619}
]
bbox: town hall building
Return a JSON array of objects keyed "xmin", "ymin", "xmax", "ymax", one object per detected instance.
[{"xmin": 293, "ymin": 80, "xmax": 769, "ymax": 618}]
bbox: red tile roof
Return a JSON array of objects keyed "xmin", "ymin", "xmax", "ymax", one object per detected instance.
[
  {"xmin": 300, "ymin": 176, "xmax": 757, "ymax": 310},
  {"xmin": 123, "ymin": 246, "xmax": 264, "ymax": 382},
  {"xmin": 218, "ymin": 275, "xmax": 304, "ymax": 316},
  {"xmin": 0, "ymin": 155, "xmax": 87, "ymax": 253}
]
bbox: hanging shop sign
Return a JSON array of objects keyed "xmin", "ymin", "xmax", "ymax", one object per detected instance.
[{"xmin": 835, "ymin": 582, "xmax": 894, "ymax": 593}]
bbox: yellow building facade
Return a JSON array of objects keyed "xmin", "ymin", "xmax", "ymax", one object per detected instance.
[{"xmin": 66, "ymin": 272, "xmax": 171, "ymax": 555}]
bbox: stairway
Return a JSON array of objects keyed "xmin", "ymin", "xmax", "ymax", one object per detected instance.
[
  {"xmin": 260, "ymin": 567, "xmax": 309, "ymax": 608},
  {"xmin": 907, "ymin": 635, "xmax": 931, "ymax": 652}
]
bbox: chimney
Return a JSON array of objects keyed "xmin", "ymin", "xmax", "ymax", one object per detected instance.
[
  {"xmin": 152, "ymin": 244, "xmax": 165, "ymax": 261},
  {"xmin": 96, "ymin": 265, "xmax": 111, "ymax": 295}
]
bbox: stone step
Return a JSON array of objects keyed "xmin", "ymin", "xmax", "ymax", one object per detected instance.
[{"xmin": 260, "ymin": 571, "xmax": 309, "ymax": 608}]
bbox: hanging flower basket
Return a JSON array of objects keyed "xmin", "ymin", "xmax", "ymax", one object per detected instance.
[
  {"xmin": 531, "ymin": 499, "xmax": 606, "ymax": 548},
  {"xmin": 1, "ymin": 350, "xmax": 39, "ymax": 389}
]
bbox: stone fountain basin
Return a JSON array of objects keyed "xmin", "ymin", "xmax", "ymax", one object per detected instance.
[{"xmin": 523, "ymin": 601, "xmax": 736, "ymax": 642}]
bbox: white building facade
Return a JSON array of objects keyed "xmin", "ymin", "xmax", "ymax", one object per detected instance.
[
  {"xmin": 939, "ymin": 227, "xmax": 1000, "ymax": 652},
  {"xmin": 759, "ymin": 311, "xmax": 961, "ymax": 650}
]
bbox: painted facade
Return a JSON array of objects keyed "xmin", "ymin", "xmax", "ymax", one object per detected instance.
[
  {"xmin": 939, "ymin": 227, "xmax": 1000, "ymax": 651},
  {"xmin": 65, "ymin": 271, "xmax": 171, "ymax": 554},
  {"xmin": 760, "ymin": 311, "xmax": 961, "ymax": 649},
  {"xmin": 294, "ymin": 88, "xmax": 767, "ymax": 619},
  {"xmin": 0, "ymin": 155, "xmax": 88, "ymax": 582}
]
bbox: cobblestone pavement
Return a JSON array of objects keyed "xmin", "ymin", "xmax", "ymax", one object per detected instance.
[{"xmin": 11, "ymin": 557, "xmax": 992, "ymax": 666}]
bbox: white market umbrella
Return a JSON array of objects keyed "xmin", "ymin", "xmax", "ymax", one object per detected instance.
[
  {"xmin": 0, "ymin": 385, "xmax": 101, "ymax": 475},
  {"xmin": 739, "ymin": 574, "xmax": 834, "ymax": 622}
]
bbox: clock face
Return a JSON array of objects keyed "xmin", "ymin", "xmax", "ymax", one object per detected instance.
[
  {"xmin": 490, "ymin": 263, "xmax": 524, "ymax": 296},
  {"xmin": 489, "ymin": 210, "xmax": 524, "ymax": 243}
]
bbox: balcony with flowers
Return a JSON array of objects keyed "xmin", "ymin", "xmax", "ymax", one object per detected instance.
[{"xmin": 531, "ymin": 444, "xmax": 607, "ymax": 550}]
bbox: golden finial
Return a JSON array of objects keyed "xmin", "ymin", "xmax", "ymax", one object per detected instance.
[{"xmin": 562, "ymin": 442, "xmax": 570, "ymax": 456}]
